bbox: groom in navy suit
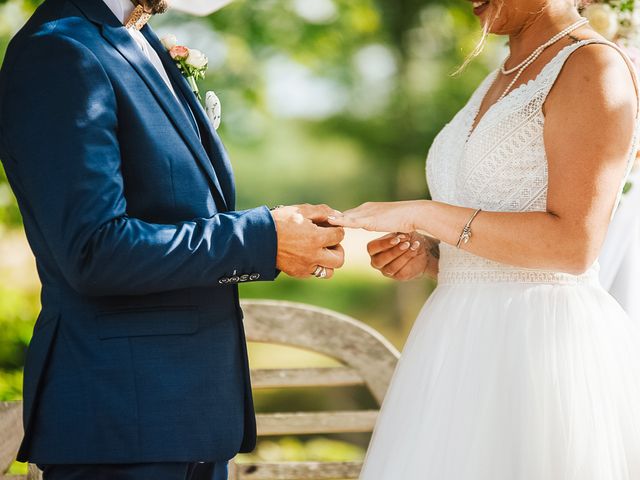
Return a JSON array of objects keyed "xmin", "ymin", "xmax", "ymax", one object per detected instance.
[{"xmin": 0, "ymin": 0, "xmax": 345, "ymax": 478}]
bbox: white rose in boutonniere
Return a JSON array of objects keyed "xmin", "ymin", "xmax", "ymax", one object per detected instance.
[
  {"xmin": 186, "ymin": 49, "xmax": 208, "ymax": 69},
  {"xmin": 160, "ymin": 34, "xmax": 177, "ymax": 50},
  {"xmin": 162, "ymin": 35, "xmax": 209, "ymax": 100},
  {"xmin": 583, "ymin": 3, "xmax": 619, "ymax": 40}
]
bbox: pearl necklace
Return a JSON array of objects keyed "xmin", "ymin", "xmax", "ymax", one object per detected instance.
[{"xmin": 498, "ymin": 17, "xmax": 588, "ymax": 101}]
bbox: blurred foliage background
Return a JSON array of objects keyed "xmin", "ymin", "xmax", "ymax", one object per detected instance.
[{"xmin": 0, "ymin": 0, "xmax": 503, "ymax": 469}]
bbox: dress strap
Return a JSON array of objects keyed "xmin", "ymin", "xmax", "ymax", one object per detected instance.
[{"xmin": 540, "ymin": 38, "xmax": 640, "ymax": 114}]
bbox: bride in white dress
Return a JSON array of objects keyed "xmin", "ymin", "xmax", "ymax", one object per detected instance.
[{"xmin": 328, "ymin": 0, "xmax": 640, "ymax": 478}]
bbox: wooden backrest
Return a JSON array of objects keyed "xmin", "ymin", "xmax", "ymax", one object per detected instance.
[
  {"xmin": 0, "ymin": 301, "xmax": 400, "ymax": 480},
  {"xmin": 0, "ymin": 402, "xmax": 40, "ymax": 480},
  {"xmin": 230, "ymin": 300, "xmax": 400, "ymax": 480}
]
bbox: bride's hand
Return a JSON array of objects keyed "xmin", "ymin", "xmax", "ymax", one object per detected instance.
[
  {"xmin": 368, "ymin": 232, "xmax": 430, "ymax": 281},
  {"xmin": 328, "ymin": 201, "xmax": 425, "ymax": 233}
]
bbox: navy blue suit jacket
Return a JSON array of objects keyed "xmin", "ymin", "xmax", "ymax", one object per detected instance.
[{"xmin": 0, "ymin": 0, "xmax": 278, "ymax": 464}]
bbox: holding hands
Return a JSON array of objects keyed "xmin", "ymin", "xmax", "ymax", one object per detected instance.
[
  {"xmin": 327, "ymin": 201, "xmax": 425, "ymax": 233},
  {"xmin": 272, "ymin": 200, "xmax": 438, "ymax": 281},
  {"xmin": 328, "ymin": 200, "xmax": 439, "ymax": 281}
]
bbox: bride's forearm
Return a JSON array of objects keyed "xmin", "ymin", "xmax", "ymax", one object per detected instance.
[{"xmin": 413, "ymin": 200, "xmax": 600, "ymax": 274}]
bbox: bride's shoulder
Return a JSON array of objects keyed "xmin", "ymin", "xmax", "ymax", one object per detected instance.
[
  {"xmin": 544, "ymin": 38, "xmax": 637, "ymax": 180},
  {"xmin": 548, "ymin": 39, "xmax": 637, "ymax": 115}
]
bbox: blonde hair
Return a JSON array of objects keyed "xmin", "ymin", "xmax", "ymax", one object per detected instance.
[{"xmin": 452, "ymin": 0, "xmax": 504, "ymax": 76}]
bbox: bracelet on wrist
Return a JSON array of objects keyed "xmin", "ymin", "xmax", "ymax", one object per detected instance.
[{"xmin": 456, "ymin": 208, "xmax": 482, "ymax": 249}]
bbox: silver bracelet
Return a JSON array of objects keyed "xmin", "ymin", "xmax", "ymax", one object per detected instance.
[{"xmin": 456, "ymin": 208, "xmax": 482, "ymax": 249}]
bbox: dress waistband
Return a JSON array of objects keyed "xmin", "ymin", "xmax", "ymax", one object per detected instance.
[{"xmin": 437, "ymin": 245, "xmax": 600, "ymax": 286}]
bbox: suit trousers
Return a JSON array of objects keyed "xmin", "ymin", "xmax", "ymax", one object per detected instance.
[{"xmin": 39, "ymin": 461, "xmax": 228, "ymax": 480}]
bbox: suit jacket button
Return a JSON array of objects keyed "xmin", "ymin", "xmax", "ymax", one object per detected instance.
[
  {"xmin": 239, "ymin": 274, "xmax": 250, "ymax": 282},
  {"xmin": 249, "ymin": 273, "xmax": 260, "ymax": 281},
  {"xmin": 230, "ymin": 276, "xmax": 240, "ymax": 283},
  {"xmin": 219, "ymin": 278, "xmax": 229, "ymax": 284}
]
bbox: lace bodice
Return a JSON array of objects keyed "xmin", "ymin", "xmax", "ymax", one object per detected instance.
[{"xmin": 426, "ymin": 39, "xmax": 640, "ymax": 285}]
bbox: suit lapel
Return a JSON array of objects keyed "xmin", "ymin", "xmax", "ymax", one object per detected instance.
[
  {"xmin": 69, "ymin": 0, "xmax": 229, "ymax": 210},
  {"xmin": 142, "ymin": 27, "xmax": 237, "ymax": 210}
]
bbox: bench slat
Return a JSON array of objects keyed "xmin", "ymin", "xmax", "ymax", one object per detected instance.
[
  {"xmin": 28, "ymin": 464, "xmax": 42, "ymax": 480},
  {"xmin": 256, "ymin": 411, "xmax": 377, "ymax": 436},
  {"xmin": 232, "ymin": 461, "xmax": 362, "ymax": 480},
  {"xmin": 251, "ymin": 368, "xmax": 364, "ymax": 389}
]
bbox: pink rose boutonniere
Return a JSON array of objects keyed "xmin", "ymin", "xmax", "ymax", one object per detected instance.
[{"xmin": 161, "ymin": 34, "xmax": 208, "ymax": 100}]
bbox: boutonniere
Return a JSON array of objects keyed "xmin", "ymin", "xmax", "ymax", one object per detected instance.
[
  {"xmin": 161, "ymin": 34, "xmax": 208, "ymax": 100},
  {"xmin": 161, "ymin": 35, "xmax": 222, "ymax": 130}
]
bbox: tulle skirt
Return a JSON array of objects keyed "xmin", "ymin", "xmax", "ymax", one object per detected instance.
[{"xmin": 360, "ymin": 280, "xmax": 640, "ymax": 479}]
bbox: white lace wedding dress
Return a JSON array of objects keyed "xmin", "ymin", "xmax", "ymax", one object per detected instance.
[{"xmin": 360, "ymin": 39, "xmax": 640, "ymax": 479}]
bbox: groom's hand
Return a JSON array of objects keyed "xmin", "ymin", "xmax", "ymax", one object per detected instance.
[{"xmin": 271, "ymin": 204, "xmax": 345, "ymax": 279}]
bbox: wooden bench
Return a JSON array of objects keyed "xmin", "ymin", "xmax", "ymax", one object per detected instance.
[
  {"xmin": 1, "ymin": 300, "xmax": 400, "ymax": 480},
  {"xmin": 0, "ymin": 401, "xmax": 40, "ymax": 480}
]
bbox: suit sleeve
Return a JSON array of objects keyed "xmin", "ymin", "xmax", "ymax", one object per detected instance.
[{"xmin": 0, "ymin": 33, "xmax": 278, "ymax": 296}]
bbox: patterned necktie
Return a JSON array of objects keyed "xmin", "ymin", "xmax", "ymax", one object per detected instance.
[{"xmin": 125, "ymin": 4, "xmax": 152, "ymax": 31}]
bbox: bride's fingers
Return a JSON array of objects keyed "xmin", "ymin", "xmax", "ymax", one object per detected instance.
[
  {"xmin": 380, "ymin": 247, "xmax": 421, "ymax": 278},
  {"xmin": 326, "ymin": 215, "xmax": 346, "ymax": 226},
  {"xmin": 340, "ymin": 206, "xmax": 367, "ymax": 216},
  {"xmin": 393, "ymin": 259, "xmax": 424, "ymax": 282},
  {"xmin": 371, "ymin": 241, "xmax": 414, "ymax": 269},
  {"xmin": 368, "ymin": 233, "xmax": 408, "ymax": 256},
  {"xmin": 327, "ymin": 214, "xmax": 366, "ymax": 228},
  {"xmin": 377, "ymin": 232, "xmax": 398, "ymax": 241}
]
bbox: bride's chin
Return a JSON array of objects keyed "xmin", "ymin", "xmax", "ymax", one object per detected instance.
[{"xmin": 475, "ymin": 3, "xmax": 508, "ymax": 34}]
